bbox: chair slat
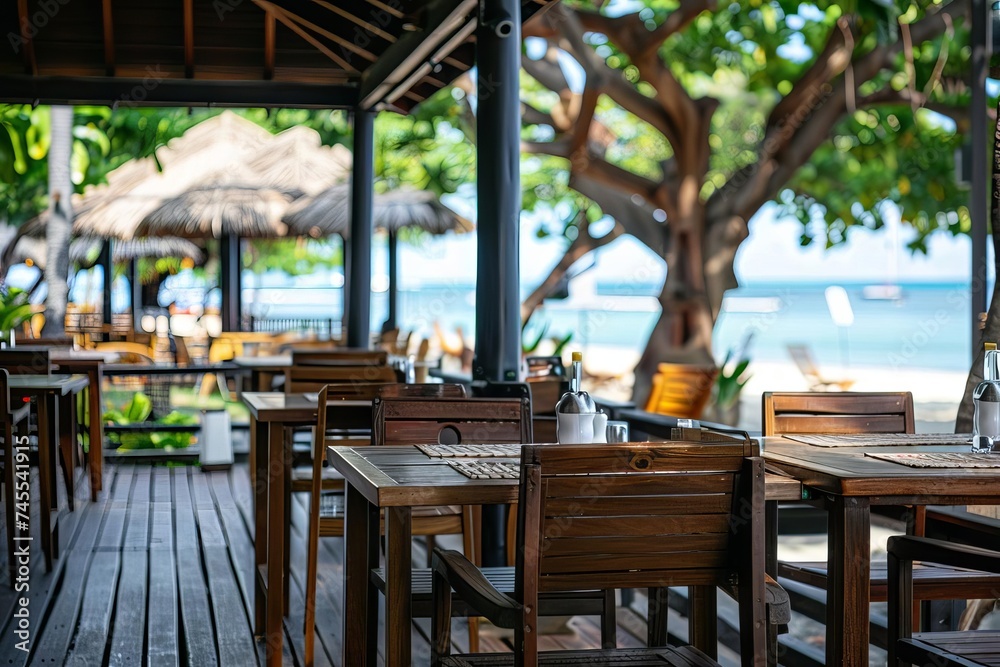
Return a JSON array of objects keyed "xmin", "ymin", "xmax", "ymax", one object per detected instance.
[
  {"xmin": 544, "ymin": 473, "xmax": 735, "ymax": 498},
  {"xmin": 543, "ymin": 493, "xmax": 732, "ymax": 517},
  {"xmin": 543, "ymin": 533, "xmax": 729, "ymax": 557},
  {"xmin": 538, "ymin": 513, "xmax": 732, "ymax": 539},
  {"xmin": 540, "ymin": 549, "xmax": 730, "ymax": 575},
  {"xmin": 773, "ymin": 414, "xmax": 907, "ymax": 435}
]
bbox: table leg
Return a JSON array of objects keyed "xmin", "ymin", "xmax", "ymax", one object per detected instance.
[
  {"xmin": 689, "ymin": 586, "xmax": 717, "ymax": 659},
  {"xmin": 826, "ymin": 495, "xmax": 870, "ymax": 667},
  {"xmin": 58, "ymin": 393, "xmax": 76, "ymax": 511},
  {"xmin": 283, "ymin": 431, "xmax": 292, "ymax": 615},
  {"xmin": 4, "ymin": 411, "xmax": 17, "ymax": 586},
  {"xmin": 385, "ymin": 506, "xmax": 412, "ymax": 667},
  {"xmin": 253, "ymin": 416, "xmax": 267, "ymax": 636},
  {"xmin": 265, "ymin": 421, "xmax": 285, "ymax": 667},
  {"xmin": 36, "ymin": 395, "xmax": 54, "ymax": 571},
  {"xmin": 765, "ymin": 499, "xmax": 778, "ymax": 667},
  {"xmin": 343, "ymin": 482, "xmax": 379, "ymax": 666},
  {"xmin": 88, "ymin": 368, "xmax": 103, "ymax": 501}
]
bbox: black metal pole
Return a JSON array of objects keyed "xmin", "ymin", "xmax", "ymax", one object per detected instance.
[
  {"xmin": 476, "ymin": 0, "xmax": 521, "ymax": 568},
  {"xmin": 347, "ymin": 108, "xmax": 374, "ymax": 348},
  {"xmin": 220, "ymin": 233, "xmax": 241, "ymax": 332},
  {"xmin": 100, "ymin": 240, "xmax": 113, "ymax": 335},
  {"xmin": 972, "ymin": 0, "xmax": 989, "ymax": 353},
  {"xmin": 385, "ymin": 229, "xmax": 397, "ymax": 331}
]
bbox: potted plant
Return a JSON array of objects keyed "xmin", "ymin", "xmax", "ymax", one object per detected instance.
[{"xmin": 705, "ymin": 334, "xmax": 753, "ymax": 426}]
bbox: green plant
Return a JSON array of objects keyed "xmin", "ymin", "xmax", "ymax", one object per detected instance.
[
  {"xmin": 521, "ymin": 316, "xmax": 573, "ymax": 356},
  {"xmin": 714, "ymin": 336, "xmax": 752, "ymax": 410},
  {"xmin": 0, "ymin": 286, "xmax": 32, "ymax": 339},
  {"xmin": 103, "ymin": 392, "xmax": 197, "ymax": 451}
]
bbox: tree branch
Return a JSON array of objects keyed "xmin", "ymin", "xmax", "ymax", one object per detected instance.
[
  {"xmin": 521, "ymin": 216, "xmax": 624, "ymax": 322},
  {"xmin": 732, "ymin": 0, "xmax": 967, "ymax": 222},
  {"xmin": 571, "ymin": 173, "xmax": 670, "ymax": 255}
]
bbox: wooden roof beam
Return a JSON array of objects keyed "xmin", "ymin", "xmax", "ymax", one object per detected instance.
[
  {"xmin": 0, "ymin": 75, "xmax": 359, "ymax": 108},
  {"xmin": 101, "ymin": 0, "xmax": 115, "ymax": 76},
  {"xmin": 309, "ymin": 0, "xmax": 396, "ymax": 43},
  {"xmin": 262, "ymin": 0, "xmax": 378, "ymax": 64},
  {"xmin": 183, "ymin": 0, "xmax": 194, "ymax": 78},
  {"xmin": 253, "ymin": 0, "xmax": 359, "ymax": 73},
  {"xmin": 16, "ymin": 0, "xmax": 37, "ymax": 76},
  {"xmin": 264, "ymin": 11, "xmax": 275, "ymax": 79},
  {"xmin": 360, "ymin": 0, "xmax": 477, "ymax": 109}
]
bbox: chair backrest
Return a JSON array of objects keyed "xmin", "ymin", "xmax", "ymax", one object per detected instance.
[
  {"xmin": 377, "ymin": 383, "xmax": 467, "ymax": 399},
  {"xmin": 762, "ymin": 391, "xmax": 915, "ymax": 436},
  {"xmin": 515, "ymin": 442, "xmax": 765, "ymax": 663},
  {"xmin": 285, "ymin": 364, "xmax": 398, "ymax": 393},
  {"xmin": 373, "ymin": 396, "xmax": 532, "ymax": 446},
  {"xmin": 643, "ymin": 363, "xmax": 718, "ymax": 419},
  {"xmin": 0, "ymin": 347, "xmax": 52, "ymax": 374},
  {"xmin": 0, "ymin": 368, "xmax": 10, "ymax": 416},
  {"xmin": 291, "ymin": 349, "xmax": 389, "ymax": 367}
]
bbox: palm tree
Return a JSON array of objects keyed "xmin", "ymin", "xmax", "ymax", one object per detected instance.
[{"xmin": 43, "ymin": 105, "xmax": 73, "ymax": 336}]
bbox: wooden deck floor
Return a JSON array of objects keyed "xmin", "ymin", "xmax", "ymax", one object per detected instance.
[{"xmin": 0, "ymin": 462, "xmax": 652, "ymax": 666}]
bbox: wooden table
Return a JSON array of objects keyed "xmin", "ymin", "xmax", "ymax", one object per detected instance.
[
  {"xmin": 328, "ymin": 445, "xmax": 803, "ymax": 667},
  {"xmin": 241, "ymin": 391, "xmax": 372, "ymax": 667},
  {"xmin": 232, "ymin": 355, "xmax": 290, "ymax": 392},
  {"xmin": 9, "ymin": 374, "xmax": 90, "ymax": 571},
  {"xmin": 50, "ymin": 357, "xmax": 109, "ymax": 501},
  {"xmin": 763, "ymin": 437, "xmax": 1000, "ymax": 667}
]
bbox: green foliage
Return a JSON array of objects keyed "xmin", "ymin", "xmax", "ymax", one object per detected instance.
[
  {"xmin": 521, "ymin": 316, "xmax": 574, "ymax": 355},
  {"xmin": 0, "ymin": 287, "xmax": 32, "ymax": 334},
  {"xmin": 528, "ymin": 0, "xmax": 977, "ymax": 256},
  {"xmin": 714, "ymin": 339, "xmax": 753, "ymax": 409},
  {"xmin": 103, "ymin": 393, "xmax": 197, "ymax": 451}
]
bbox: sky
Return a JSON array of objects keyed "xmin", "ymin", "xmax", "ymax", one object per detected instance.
[{"xmin": 388, "ymin": 201, "xmax": 980, "ymax": 292}]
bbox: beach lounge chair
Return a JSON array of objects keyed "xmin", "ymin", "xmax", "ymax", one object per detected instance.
[{"xmin": 785, "ymin": 343, "xmax": 854, "ymax": 391}]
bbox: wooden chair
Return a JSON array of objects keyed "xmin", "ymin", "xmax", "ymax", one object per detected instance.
[
  {"xmin": 284, "ymin": 364, "xmax": 397, "ymax": 393},
  {"xmin": 0, "ymin": 347, "xmax": 53, "ymax": 374},
  {"xmin": 2, "ymin": 368, "xmax": 32, "ymax": 586},
  {"xmin": 888, "ymin": 535, "xmax": 1000, "ymax": 666},
  {"xmin": 300, "ymin": 384, "xmax": 474, "ymax": 664},
  {"xmin": 762, "ymin": 392, "xmax": 1000, "ymax": 632},
  {"xmin": 0, "ymin": 348, "xmax": 80, "ymax": 506},
  {"xmin": 785, "ymin": 344, "xmax": 855, "ymax": 392},
  {"xmin": 643, "ymin": 362, "xmax": 717, "ymax": 419},
  {"xmin": 430, "ymin": 441, "xmax": 766, "ymax": 666},
  {"xmin": 291, "ymin": 348, "xmax": 388, "ymax": 367}
]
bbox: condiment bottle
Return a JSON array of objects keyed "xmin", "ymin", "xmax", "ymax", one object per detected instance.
[{"xmin": 973, "ymin": 342, "xmax": 1000, "ymax": 452}]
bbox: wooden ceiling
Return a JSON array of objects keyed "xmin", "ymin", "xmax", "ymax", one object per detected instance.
[{"xmin": 0, "ymin": 0, "xmax": 553, "ymax": 110}]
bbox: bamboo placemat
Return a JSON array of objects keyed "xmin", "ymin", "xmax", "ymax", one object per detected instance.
[
  {"xmin": 416, "ymin": 444, "xmax": 522, "ymax": 458},
  {"xmin": 447, "ymin": 460, "xmax": 521, "ymax": 479},
  {"xmin": 786, "ymin": 433, "xmax": 972, "ymax": 447},
  {"xmin": 865, "ymin": 452, "xmax": 1000, "ymax": 468}
]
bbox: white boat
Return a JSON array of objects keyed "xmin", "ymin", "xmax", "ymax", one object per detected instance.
[{"xmin": 862, "ymin": 284, "xmax": 904, "ymax": 301}]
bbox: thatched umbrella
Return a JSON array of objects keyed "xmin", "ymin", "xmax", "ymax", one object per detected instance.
[
  {"xmin": 134, "ymin": 185, "xmax": 301, "ymax": 239},
  {"xmin": 241, "ymin": 126, "xmax": 351, "ymax": 197},
  {"xmin": 73, "ymin": 112, "xmax": 274, "ymax": 240},
  {"xmin": 283, "ymin": 185, "xmax": 473, "ymax": 329}
]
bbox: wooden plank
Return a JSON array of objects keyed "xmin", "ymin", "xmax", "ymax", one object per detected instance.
[
  {"xmin": 544, "ymin": 494, "xmax": 732, "ymax": 516},
  {"xmin": 544, "ymin": 475, "xmax": 733, "ymax": 498},
  {"xmin": 195, "ymin": 490, "xmax": 257, "ymax": 666},
  {"xmin": 542, "ymin": 533, "xmax": 728, "ymax": 557},
  {"xmin": 173, "ymin": 468, "xmax": 219, "ymax": 666},
  {"xmin": 0, "ymin": 469, "xmax": 86, "ymax": 663},
  {"xmin": 31, "ymin": 468, "xmax": 129, "ymax": 662},
  {"xmin": 146, "ymin": 469, "xmax": 178, "ymax": 667},
  {"xmin": 106, "ymin": 469, "xmax": 151, "ymax": 666},
  {"xmin": 541, "ymin": 514, "xmax": 731, "ymax": 539}
]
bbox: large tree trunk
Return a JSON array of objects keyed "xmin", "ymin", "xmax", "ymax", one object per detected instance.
[
  {"xmin": 42, "ymin": 106, "xmax": 73, "ymax": 337},
  {"xmin": 956, "ymin": 99, "xmax": 1000, "ymax": 432}
]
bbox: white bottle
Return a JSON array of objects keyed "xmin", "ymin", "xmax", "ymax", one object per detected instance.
[{"xmin": 973, "ymin": 342, "xmax": 1000, "ymax": 452}]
